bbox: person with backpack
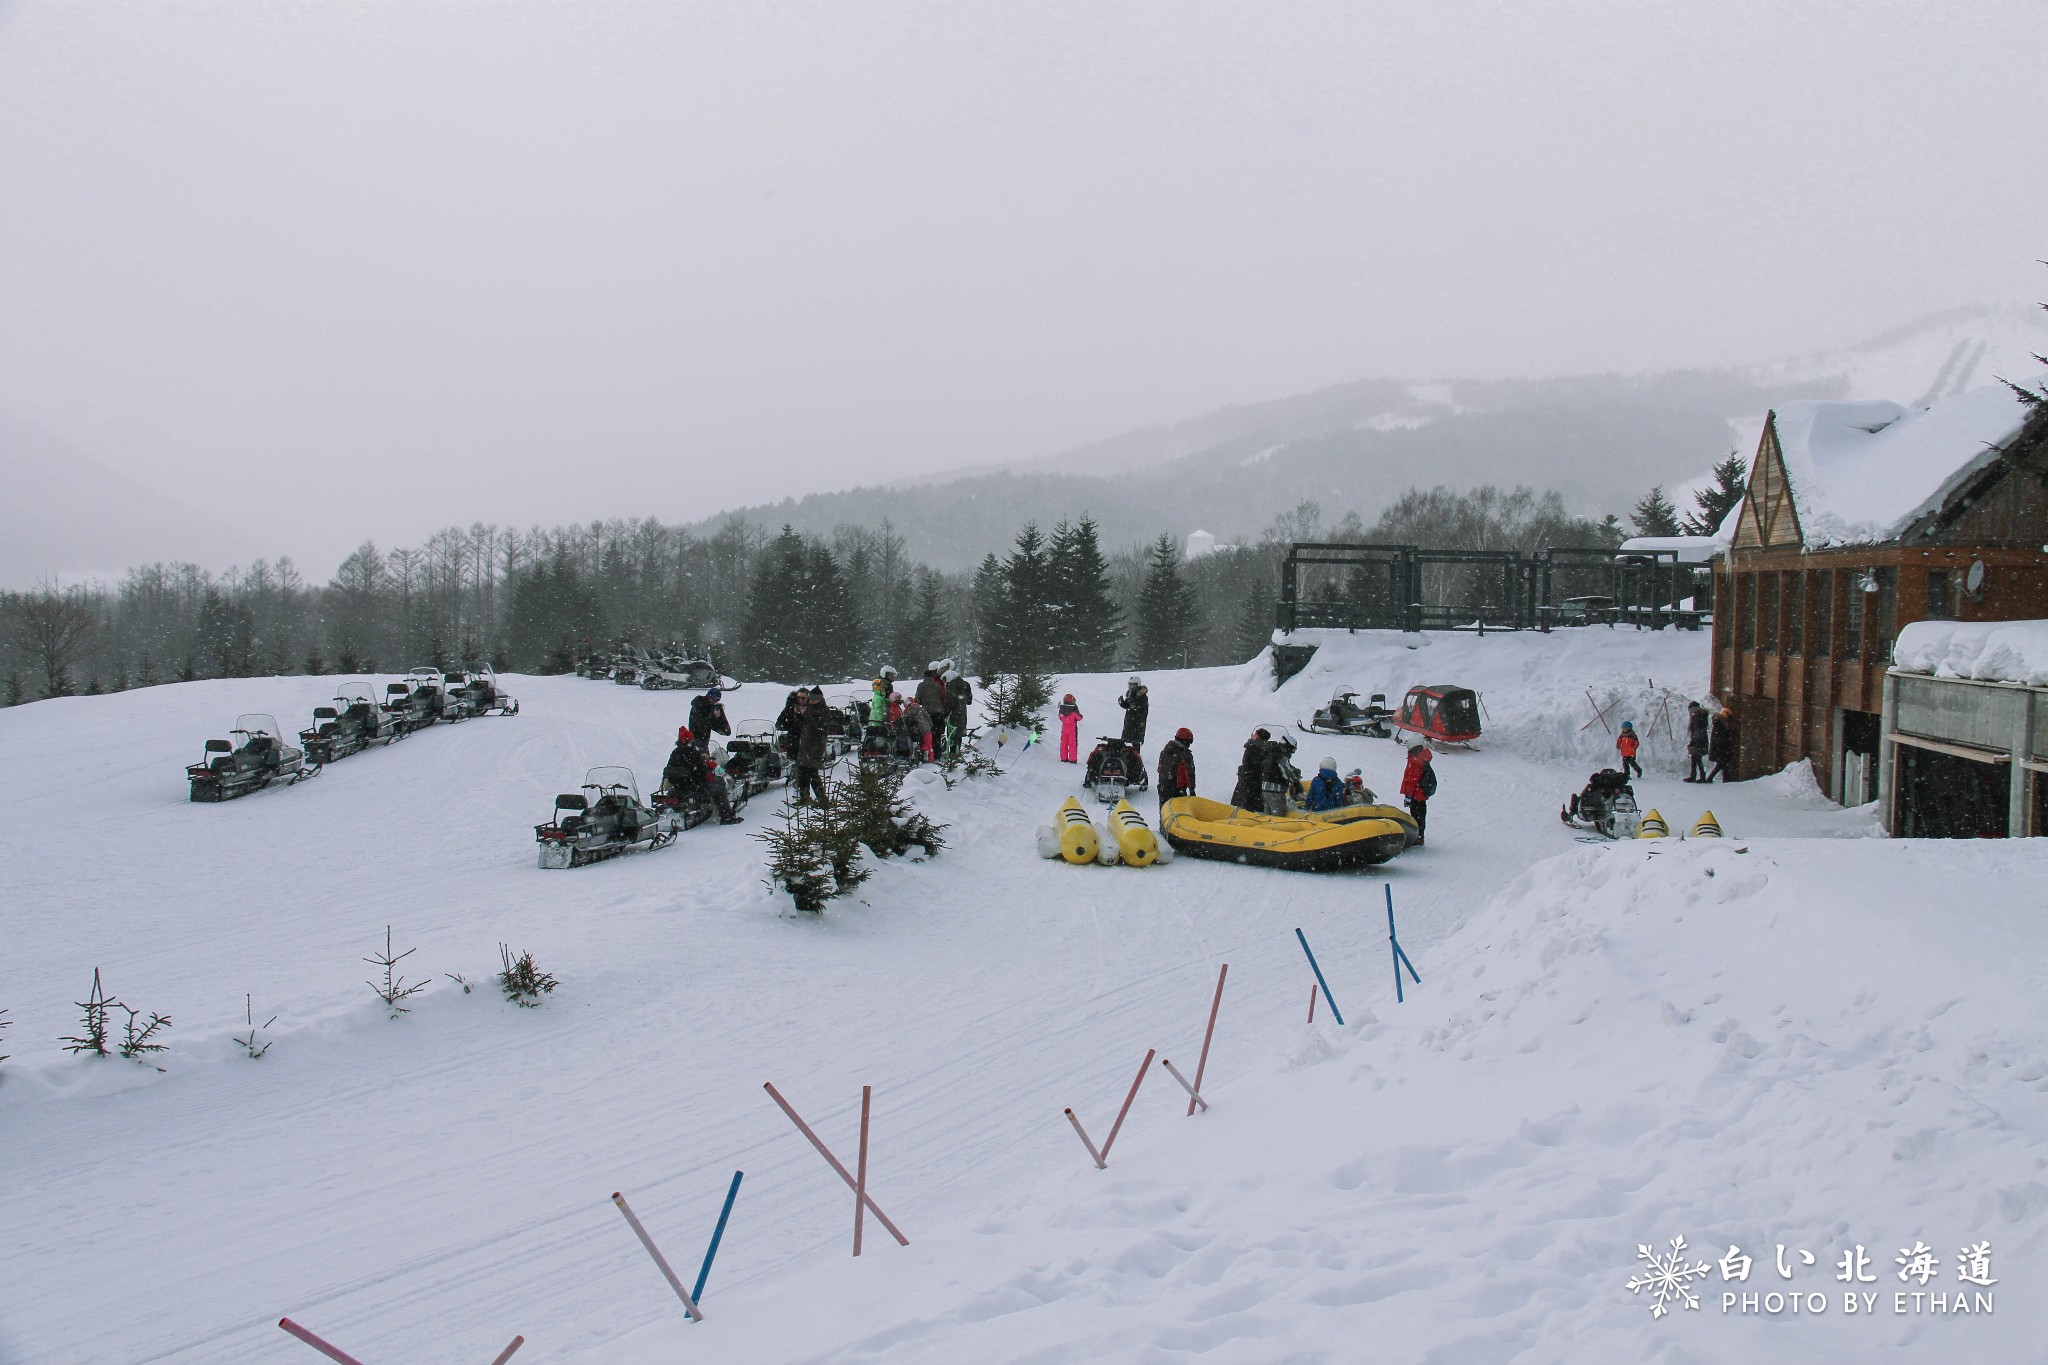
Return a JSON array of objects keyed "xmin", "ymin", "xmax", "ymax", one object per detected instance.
[
  {"xmin": 1156, "ymin": 727, "xmax": 1196, "ymax": 807},
  {"xmin": 1261, "ymin": 733, "xmax": 1301, "ymax": 814},
  {"xmin": 1305, "ymin": 756, "xmax": 1346, "ymax": 811},
  {"xmin": 1399, "ymin": 743, "xmax": 1437, "ymax": 846},
  {"xmin": 1231, "ymin": 729, "xmax": 1270, "ymax": 809},
  {"xmin": 1685, "ymin": 702, "xmax": 1710, "ymax": 782},
  {"xmin": 1057, "ymin": 693, "xmax": 1083, "ymax": 763},
  {"xmin": 1617, "ymin": 720, "xmax": 1642, "ymax": 780}
]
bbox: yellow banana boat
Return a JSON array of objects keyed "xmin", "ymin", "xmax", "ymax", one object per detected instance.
[{"xmin": 1160, "ymin": 796, "xmax": 1411, "ymax": 871}]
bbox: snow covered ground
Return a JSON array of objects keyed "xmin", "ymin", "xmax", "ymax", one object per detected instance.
[{"xmin": 2, "ymin": 627, "xmax": 2041, "ymax": 1363}]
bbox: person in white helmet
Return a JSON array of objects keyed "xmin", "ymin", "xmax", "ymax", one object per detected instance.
[{"xmin": 1117, "ymin": 675, "xmax": 1149, "ymax": 753}]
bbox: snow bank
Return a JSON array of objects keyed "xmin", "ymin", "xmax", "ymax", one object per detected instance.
[{"xmin": 1894, "ymin": 618, "xmax": 2048, "ymax": 687}]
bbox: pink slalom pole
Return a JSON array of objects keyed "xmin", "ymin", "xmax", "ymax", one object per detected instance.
[
  {"xmin": 489, "ymin": 1336, "xmax": 526, "ymax": 1365},
  {"xmin": 1187, "ymin": 963, "xmax": 1227, "ymax": 1117},
  {"xmin": 1100, "ymin": 1047, "xmax": 1155, "ymax": 1160},
  {"xmin": 1159, "ymin": 1056, "xmax": 1209, "ymax": 1112},
  {"xmin": 278, "ymin": 1318, "xmax": 367, "ymax": 1365},
  {"xmin": 1308, "ymin": 982, "xmax": 1317, "ymax": 1022},
  {"xmin": 612, "ymin": 1192, "xmax": 705, "ymax": 1321},
  {"xmin": 853, "ymin": 1084, "xmax": 871, "ymax": 1257},
  {"xmin": 763, "ymin": 1082, "xmax": 909, "ymax": 1246},
  {"xmin": 1063, "ymin": 1107, "xmax": 1106, "ymax": 1169}
]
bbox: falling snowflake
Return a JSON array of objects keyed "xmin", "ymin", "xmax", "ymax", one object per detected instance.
[{"xmin": 1627, "ymin": 1235, "xmax": 1714, "ymax": 1319}]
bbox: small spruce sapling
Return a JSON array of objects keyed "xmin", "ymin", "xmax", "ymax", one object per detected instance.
[
  {"xmin": 235, "ymin": 994, "xmax": 275, "ymax": 1059},
  {"xmin": 365, "ymin": 926, "xmax": 429, "ymax": 1017},
  {"xmin": 497, "ymin": 945, "xmax": 558, "ymax": 1007},
  {"xmin": 61, "ymin": 968, "xmax": 114, "ymax": 1056},
  {"xmin": 117, "ymin": 1002, "xmax": 172, "ymax": 1066},
  {"xmin": 758, "ymin": 802, "xmax": 845, "ymax": 912}
]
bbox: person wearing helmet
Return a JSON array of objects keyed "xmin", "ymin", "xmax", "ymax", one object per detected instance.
[
  {"xmin": 1616, "ymin": 720, "xmax": 1642, "ymax": 780},
  {"xmin": 1305, "ymin": 756, "xmax": 1346, "ymax": 811},
  {"xmin": 1399, "ymin": 743, "xmax": 1436, "ymax": 846},
  {"xmin": 1057, "ymin": 693, "xmax": 1083, "ymax": 764},
  {"xmin": 1118, "ymin": 676, "xmax": 1149, "ymax": 754},
  {"xmin": 1157, "ymin": 726, "xmax": 1196, "ymax": 807},
  {"xmin": 689, "ymin": 688, "xmax": 731, "ymax": 750},
  {"xmin": 1231, "ymin": 728, "xmax": 1271, "ymax": 809},
  {"xmin": 1343, "ymin": 768, "xmax": 1375, "ymax": 805},
  {"xmin": 1261, "ymin": 733, "xmax": 1301, "ymax": 814},
  {"xmin": 662, "ymin": 725, "xmax": 742, "ymax": 824}
]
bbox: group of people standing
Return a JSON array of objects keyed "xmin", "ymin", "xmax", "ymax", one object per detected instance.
[
  {"xmin": 1615, "ymin": 701, "xmax": 1736, "ymax": 784},
  {"xmin": 864, "ymin": 661, "xmax": 973, "ymax": 765}
]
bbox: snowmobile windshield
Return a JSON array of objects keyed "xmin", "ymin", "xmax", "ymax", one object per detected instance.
[
  {"xmin": 234, "ymin": 713, "xmax": 283, "ymax": 741},
  {"xmin": 582, "ymin": 765, "xmax": 641, "ymax": 805},
  {"xmin": 334, "ymin": 682, "xmax": 376, "ymax": 707}
]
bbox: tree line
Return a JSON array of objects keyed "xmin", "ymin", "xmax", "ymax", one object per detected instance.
[{"xmin": 0, "ymin": 477, "xmax": 1725, "ymax": 704}]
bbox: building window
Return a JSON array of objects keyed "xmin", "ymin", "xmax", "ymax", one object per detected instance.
[
  {"xmin": 1759, "ymin": 572, "xmax": 1779, "ymax": 652},
  {"xmin": 1846, "ymin": 572, "xmax": 1865, "ymax": 658},
  {"xmin": 1875, "ymin": 566, "xmax": 1897, "ymax": 662},
  {"xmin": 1812, "ymin": 570, "xmax": 1832, "ymax": 658},
  {"xmin": 1925, "ymin": 568, "xmax": 1953, "ymax": 621},
  {"xmin": 1785, "ymin": 572, "xmax": 1806, "ymax": 657}
]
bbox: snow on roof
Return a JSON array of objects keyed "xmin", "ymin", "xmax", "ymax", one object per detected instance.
[
  {"xmin": 1724, "ymin": 375, "xmax": 2044, "ymax": 547},
  {"xmin": 1893, "ymin": 618, "xmax": 2048, "ymax": 687},
  {"xmin": 1617, "ymin": 535, "xmax": 1724, "ymax": 563}
]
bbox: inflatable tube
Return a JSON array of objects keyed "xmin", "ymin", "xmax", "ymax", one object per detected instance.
[
  {"xmin": 1160, "ymin": 796, "xmax": 1409, "ymax": 872},
  {"xmin": 1300, "ymin": 801, "xmax": 1420, "ymax": 847},
  {"xmin": 1635, "ymin": 808, "xmax": 1669, "ymax": 839},
  {"xmin": 1055, "ymin": 796, "xmax": 1100, "ymax": 865},
  {"xmin": 1035, "ymin": 825, "xmax": 1061, "ymax": 859},
  {"xmin": 1109, "ymin": 799, "xmax": 1161, "ymax": 867}
]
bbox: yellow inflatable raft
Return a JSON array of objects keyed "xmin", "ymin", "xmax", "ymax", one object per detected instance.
[{"xmin": 1160, "ymin": 796, "xmax": 1411, "ymax": 871}]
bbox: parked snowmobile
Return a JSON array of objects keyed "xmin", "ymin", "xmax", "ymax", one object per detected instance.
[
  {"xmin": 1084, "ymin": 736, "xmax": 1149, "ymax": 803},
  {"xmin": 720, "ymin": 732, "xmax": 785, "ymax": 799},
  {"xmin": 187, "ymin": 714, "xmax": 319, "ymax": 802},
  {"xmin": 300, "ymin": 681, "xmax": 410, "ymax": 764},
  {"xmin": 610, "ymin": 646, "xmax": 649, "ymax": 686},
  {"xmin": 535, "ymin": 766, "xmax": 682, "ymax": 868},
  {"xmin": 858, "ymin": 721, "xmax": 906, "ymax": 771},
  {"xmin": 445, "ymin": 665, "xmax": 519, "ymax": 719},
  {"xmin": 639, "ymin": 654, "xmax": 739, "ymax": 692},
  {"xmin": 1561, "ymin": 768, "xmax": 1641, "ymax": 839},
  {"xmin": 1300, "ymin": 689, "xmax": 1394, "ymax": 739}
]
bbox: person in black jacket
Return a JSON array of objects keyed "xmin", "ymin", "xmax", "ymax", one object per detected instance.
[
  {"xmin": 943, "ymin": 669, "xmax": 973, "ymax": 758},
  {"xmin": 662, "ymin": 726, "xmax": 741, "ymax": 824},
  {"xmin": 789, "ymin": 694, "xmax": 830, "ymax": 806},
  {"xmin": 689, "ymin": 688, "xmax": 731, "ymax": 749},
  {"xmin": 1706, "ymin": 709, "xmax": 1736, "ymax": 783},
  {"xmin": 1685, "ymin": 701, "xmax": 1710, "ymax": 782},
  {"xmin": 1157, "ymin": 727, "xmax": 1196, "ymax": 807},
  {"xmin": 1230, "ymin": 728, "xmax": 1270, "ymax": 809},
  {"xmin": 1118, "ymin": 676, "xmax": 1149, "ymax": 752}
]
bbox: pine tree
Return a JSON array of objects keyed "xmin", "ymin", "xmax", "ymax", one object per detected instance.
[
  {"xmin": 971, "ymin": 552, "xmax": 1008, "ymax": 674},
  {"xmin": 1134, "ymin": 535, "xmax": 1200, "ymax": 670},
  {"xmin": 1682, "ymin": 453, "xmax": 1748, "ymax": 536},
  {"xmin": 892, "ymin": 568, "xmax": 948, "ymax": 671},
  {"xmin": 801, "ymin": 542, "xmax": 857, "ymax": 678},
  {"xmin": 1234, "ymin": 577, "xmax": 1277, "ymax": 660},
  {"xmin": 999, "ymin": 524, "xmax": 1055, "ymax": 671},
  {"xmin": 1630, "ymin": 487, "xmax": 1682, "ymax": 538},
  {"xmin": 743, "ymin": 526, "xmax": 809, "ymax": 680},
  {"xmin": 1047, "ymin": 517, "xmax": 1122, "ymax": 670}
]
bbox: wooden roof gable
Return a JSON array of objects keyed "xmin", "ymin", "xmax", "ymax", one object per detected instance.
[{"xmin": 1730, "ymin": 410, "xmax": 1805, "ymax": 552}]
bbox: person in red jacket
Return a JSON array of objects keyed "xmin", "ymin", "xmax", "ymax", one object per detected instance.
[
  {"xmin": 1156, "ymin": 727, "xmax": 1195, "ymax": 808},
  {"xmin": 1399, "ymin": 743, "xmax": 1437, "ymax": 847},
  {"xmin": 1616, "ymin": 720, "xmax": 1642, "ymax": 780}
]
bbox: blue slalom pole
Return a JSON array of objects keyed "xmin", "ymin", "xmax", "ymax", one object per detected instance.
[
  {"xmin": 1386, "ymin": 886, "xmax": 1421, "ymax": 1003},
  {"xmin": 692, "ymin": 1171, "xmax": 743, "ymax": 1308},
  {"xmin": 1294, "ymin": 928, "xmax": 1345, "ymax": 1026}
]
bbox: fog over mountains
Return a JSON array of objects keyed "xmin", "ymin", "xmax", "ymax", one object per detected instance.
[{"xmin": 4, "ymin": 304, "xmax": 2043, "ymax": 585}]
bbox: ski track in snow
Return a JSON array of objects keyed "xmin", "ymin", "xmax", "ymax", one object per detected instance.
[{"xmin": 2, "ymin": 630, "xmax": 2040, "ymax": 1363}]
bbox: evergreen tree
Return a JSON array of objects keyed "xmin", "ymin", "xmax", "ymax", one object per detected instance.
[
  {"xmin": 744, "ymin": 526, "xmax": 809, "ymax": 681},
  {"xmin": 892, "ymin": 568, "xmax": 948, "ymax": 671},
  {"xmin": 970, "ymin": 552, "xmax": 1007, "ymax": 674},
  {"xmin": 801, "ymin": 542, "xmax": 857, "ymax": 679},
  {"xmin": 999, "ymin": 524, "xmax": 1055, "ymax": 670},
  {"xmin": 1630, "ymin": 486, "xmax": 1682, "ymax": 538},
  {"xmin": 1234, "ymin": 576, "xmax": 1277, "ymax": 660},
  {"xmin": 1682, "ymin": 453, "xmax": 1748, "ymax": 536},
  {"xmin": 1047, "ymin": 517, "xmax": 1122, "ymax": 670},
  {"xmin": 1134, "ymin": 534, "xmax": 1201, "ymax": 669}
]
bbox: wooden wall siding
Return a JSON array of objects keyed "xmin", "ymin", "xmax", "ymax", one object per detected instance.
[{"xmin": 1731, "ymin": 414, "xmax": 1804, "ymax": 552}]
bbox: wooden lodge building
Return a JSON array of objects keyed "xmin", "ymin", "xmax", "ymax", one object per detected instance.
[{"xmin": 1711, "ymin": 380, "xmax": 2048, "ymax": 806}]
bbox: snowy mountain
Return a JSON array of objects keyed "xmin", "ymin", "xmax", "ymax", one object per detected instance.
[
  {"xmin": 693, "ymin": 306, "xmax": 2048, "ymax": 567},
  {"xmin": 3, "ymin": 629, "xmax": 2041, "ymax": 1360}
]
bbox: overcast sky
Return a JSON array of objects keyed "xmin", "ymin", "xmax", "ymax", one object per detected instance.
[{"xmin": 2, "ymin": 0, "xmax": 2044, "ymax": 576}]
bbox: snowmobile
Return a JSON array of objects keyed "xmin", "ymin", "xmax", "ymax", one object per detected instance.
[
  {"xmin": 535, "ymin": 766, "xmax": 682, "ymax": 868},
  {"xmin": 1084, "ymin": 736, "xmax": 1149, "ymax": 803},
  {"xmin": 384, "ymin": 669, "xmax": 450, "ymax": 729},
  {"xmin": 638, "ymin": 654, "xmax": 739, "ymax": 692},
  {"xmin": 1300, "ymin": 689, "xmax": 1394, "ymax": 739},
  {"xmin": 444, "ymin": 665, "xmax": 520, "ymax": 719},
  {"xmin": 611, "ymin": 646, "xmax": 650, "ymax": 686},
  {"xmin": 187, "ymin": 714, "xmax": 319, "ymax": 802},
  {"xmin": 858, "ymin": 721, "xmax": 908, "ymax": 771},
  {"xmin": 720, "ymin": 732, "xmax": 785, "ymax": 799},
  {"xmin": 1561, "ymin": 769, "xmax": 1641, "ymax": 839},
  {"xmin": 299, "ymin": 681, "xmax": 410, "ymax": 764}
]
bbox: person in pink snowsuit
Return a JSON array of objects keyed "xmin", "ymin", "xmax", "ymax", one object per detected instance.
[{"xmin": 1057, "ymin": 693, "xmax": 1082, "ymax": 763}]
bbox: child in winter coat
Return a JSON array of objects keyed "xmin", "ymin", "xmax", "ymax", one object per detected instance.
[
  {"xmin": 1617, "ymin": 721, "xmax": 1642, "ymax": 780},
  {"xmin": 1399, "ymin": 744, "xmax": 1436, "ymax": 846},
  {"xmin": 1343, "ymin": 769, "xmax": 1374, "ymax": 805},
  {"xmin": 1057, "ymin": 693, "xmax": 1082, "ymax": 763},
  {"xmin": 867, "ymin": 679, "xmax": 890, "ymax": 727},
  {"xmin": 1305, "ymin": 757, "xmax": 1346, "ymax": 811}
]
